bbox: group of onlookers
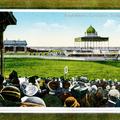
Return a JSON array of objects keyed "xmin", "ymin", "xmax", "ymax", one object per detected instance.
[{"xmin": 0, "ymin": 71, "xmax": 120, "ymax": 107}]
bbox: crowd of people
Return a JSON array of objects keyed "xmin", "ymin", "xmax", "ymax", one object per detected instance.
[
  {"xmin": 29, "ymin": 51, "xmax": 65, "ymax": 57},
  {"xmin": 0, "ymin": 70, "xmax": 120, "ymax": 107}
]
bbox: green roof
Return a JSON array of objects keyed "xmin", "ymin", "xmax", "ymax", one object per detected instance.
[{"xmin": 86, "ymin": 25, "xmax": 96, "ymax": 34}]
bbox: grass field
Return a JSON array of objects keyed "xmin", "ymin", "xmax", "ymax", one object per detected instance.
[
  {"xmin": 0, "ymin": 114, "xmax": 120, "ymax": 120},
  {"xmin": 0, "ymin": 0, "xmax": 120, "ymax": 9},
  {"xmin": 4, "ymin": 58, "xmax": 120, "ymax": 80}
]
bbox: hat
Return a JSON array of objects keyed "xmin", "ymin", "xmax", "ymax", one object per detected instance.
[
  {"xmin": 108, "ymin": 89, "xmax": 120, "ymax": 98},
  {"xmin": 80, "ymin": 76, "xmax": 88, "ymax": 82},
  {"xmin": 47, "ymin": 80, "xmax": 59, "ymax": 92},
  {"xmin": 91, "ymin": 85, "xmax": 98, "ymax": 91},
  {"xmin": 37, "ymin": 79, "xmax": 45, "ymax": 88},
  {"xmin": 29, "ymin": 76, "xmax": 38, "ymax": 85},
  {"xmin": 64, "ymin": 96, "xmax": 80, "ymax": 107},
  {"xmin": 22, "ymin": 83, "xmax": 38, "ymax": 96},
  {"xmin": 96, "ymin": 78, "xmax": 100, "ymax": 82},
  {"xmin": 1, "ymin": 86, "xmax": 21, "ymax": 102},
  {"xmin": 21, "ymin": 96, "xmax": 46, "ymax": 107},
  {"xmin": 106, "ymin": 85, "xmax": 110, "ymax": 90},
  {"xmin": 20, "ymin": 81, "xmax": 29, "ymax": 96},
  {"xmin": 19, "ymin": 77, "xmax": 29, "ymax": 85},
  {"xmin": 111, "ymin": 86, "xmax": 116, "ymax": 90},
  {"xmin": 9, "ymin": 70, "xmax": 18, "ymax": 80},
  {"xmin": 20, "ymin": 81, "xmax": 29, "ymax": 90},
  {"xmin": 71, "ymin": 85, "xmax": 88, "ymax": 99},
  {"xmin": 63, "ymin": 81, "xmax": 70, "ymax": 89}
]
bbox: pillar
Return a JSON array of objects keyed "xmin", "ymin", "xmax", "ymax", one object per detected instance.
[
  {"xmin": 24, "ymin": 46, "xmax": 27, "ymax": 52},
  {"xmin": 93, "ymin": 41, "xmax": 94, "ymax": 49},
  {"xmin": 86, "ymin": 41, "xmax": 88, "ymax": 49},
  {"xmin": 108, "ymin": 41, "xmax": 109, "ymax": 50},
  {"xmin": 0, "ymin": 12, "xmax": 17, "ymax": 76},
  {"xmin": 14, "ymin": 46, "xmax": 16, "ymax": 52},
  {"xmin": 0, "ymin": 25, "xmax": 6, "ymax": 75}
]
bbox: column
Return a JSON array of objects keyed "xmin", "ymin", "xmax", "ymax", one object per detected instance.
[
  {"xmin": 84, "ymin": 41, "xmax": 85, "ymax": 49},
  {"xmin": 0, "ymin": 29, "xmax": 4, "ymax": 75},
  {"xmin": 93, "ymin": 41, "xmax": 94, "ymax": 49},
  {"xmin": 14, "ymin": 46, "xmax": 16, "ymax": 52},
  {"xmin": 24, "ymin": 46, "xmax": 27, "ymax": 52},
  {"xmin": 107, "ymin": 41, "xmax": 109, "ymax": 50},
  {"xmin": 86, "ymin": 41, "xmax": 88, "ymax": 49},
  {"xmin": 0, "ymin": 24, "xmax": 7, "ymax": 76}
]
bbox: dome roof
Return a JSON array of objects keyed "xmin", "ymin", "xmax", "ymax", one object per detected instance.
[{"xmin": 86, "ymin": 25, "xmax": 96, "ymax": 34}]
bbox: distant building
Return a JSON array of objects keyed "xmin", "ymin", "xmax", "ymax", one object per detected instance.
[
  {"xmin": 75, "ymin": 25, "xmax": 109, "ymax": 49},
  {"xmin": 4, "ymin": 40, "xmax": 27, "ymax": 52}
]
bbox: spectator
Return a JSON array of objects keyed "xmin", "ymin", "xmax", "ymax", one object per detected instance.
[
  {"xmin": 0, "ymin": 74, "xmax": 4, "ymax": 91},
  {"xmin": 64, "ymin": 96, "xmax": 80, "ymax": 107},
  {"xmin": 106, "ymin": 89, "xmax": 120, "ymax": 107},
  {"xmin": 9, "ymin": 70, "xmax": 20, "ymax": 88},
  {"xmin": 0, "ymin": 86, "xmax": 21, "ymax": 106},
  {"xmin": 21, "ymin": 96, "xmax": 46, "ymax": 107}
]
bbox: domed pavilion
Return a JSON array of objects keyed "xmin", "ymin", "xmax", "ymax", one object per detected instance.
[{"xmin": 74, "ymin": 25, "xmax": 109, "ymax": 49}]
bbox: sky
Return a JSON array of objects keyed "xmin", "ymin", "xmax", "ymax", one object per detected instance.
[{"xmin": 4, "ymin": 10, "xmax": 120, "ymax": 47}]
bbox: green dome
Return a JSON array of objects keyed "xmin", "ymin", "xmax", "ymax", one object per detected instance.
[{"xmin": 86, "ymin": 26, "xmax": 96, "ymax": 34}]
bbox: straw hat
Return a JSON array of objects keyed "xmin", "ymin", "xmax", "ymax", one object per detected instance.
[{"xmin": 21, "ymin": 96, "xmax": 46, "ymax": 107}]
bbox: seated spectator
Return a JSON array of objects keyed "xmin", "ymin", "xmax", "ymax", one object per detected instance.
[
  {"xmin": 106, "ymin": 89, "xmax": 120, "ymax": 107},
  {"xmin": 29, "ymin": 76, "xmax": 38, "ymax": 85},
  {"xmin": 20, "ymin": 82, "xmax": 39, "ymax": 97},
  {"xmin": 21, "ymin": 96, "xmax": 46, "ymax": 107},
  {"xmin": 0, "ymin": 86, "xmax": 21, "ymax": 106},
  {"xmin": 64, "ymin": 96, "xmax": 80, "ymax": 107},
  {"xmin": 0, "ymin": 74, "xmax": 4, "ymax": 91},
  {"xmin": 0, "ymin": 94, "xmax": 5, "ymax": 106},
  {"xmin": 8, "ymin": 70, "xmax": 20, "ymax": 88},
  {"xmin": 43, "ymin": 94, "xmax": 63, "ymax": 107}
]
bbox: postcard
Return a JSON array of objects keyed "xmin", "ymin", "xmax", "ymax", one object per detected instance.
[{"xmin": 0, "ymin": 10, "xmax": 120, "ymax": 113}]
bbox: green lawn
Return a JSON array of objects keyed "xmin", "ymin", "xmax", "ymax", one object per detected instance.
[
  {"xmin": 4, "ymin": 58, "xmax": 120, "ymax": 80},
  {"xmin": 0, "ymin": 0, "xmax": 120, "ymax": 9}
]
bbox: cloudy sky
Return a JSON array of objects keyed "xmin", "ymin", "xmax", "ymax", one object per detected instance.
[{"xmin": 4, "ymin": 10, "xmax": 120, "ymax": 47}]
